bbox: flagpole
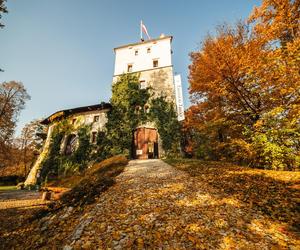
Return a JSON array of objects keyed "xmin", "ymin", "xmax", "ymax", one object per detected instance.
[{"xmin": 140, "ymin": 20, "xmax": 143, "ymax": 41}]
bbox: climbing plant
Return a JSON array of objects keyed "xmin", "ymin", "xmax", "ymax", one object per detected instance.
[
  {"xmin": 39, "ymin": 121, "xmax": 93, "ymax": 182},
  {"xmin": 71, "ymin": 125, "xmax": 92, "ymax": 166},
  {"xmin": 39, "ymin": 126, "xmax": 64, "ymax": 181},
  {"xmin": 101, "ymin": 73, "xmax": 181, "ymax": 158},
  {"xmin": 101, "ymin": 73, "xmax": 150, "ymax": 158},
  {"xmin": 38, "ymin": 73, "xmax": 181, "ymax": 182},
  {"xmin": 149, "ymin": 96, "xmax": 181, "ymax": 156}
]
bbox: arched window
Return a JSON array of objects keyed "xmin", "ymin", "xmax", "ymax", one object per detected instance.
[
  {"xmin": 65, "ymin": 134, "xmax": 78, "ymax": 155},
  {"xmin": 135, "ymin": 106, "xmax": 141, "ymax": 114},
  {"xmin": 144, "ymin": 105, "xmax": 150, "ymax": 113}
]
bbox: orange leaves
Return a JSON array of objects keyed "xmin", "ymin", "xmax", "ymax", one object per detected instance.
[
  {"xmin": 186, "ymin": 0, "xmax": 300, "ymax": 164},
  {"xmin": 249, "ymin": 0, "xmax": 300, "ymax": 43},
  {"xmin": 189, "ymin": 22, "xmax": 264, "ymax": 123}
]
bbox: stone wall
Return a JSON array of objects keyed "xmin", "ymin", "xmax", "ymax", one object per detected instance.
[
  {"xmin": 24, "ymin": 124, "xmax": 55, "ymax": 187},
  {"xmin": 24, "ymin": 109, "xmax": 109, "ymax": 187},
  {"xmin": 113, "ymin": 66, "xmax": 176, "ymax": 104}
]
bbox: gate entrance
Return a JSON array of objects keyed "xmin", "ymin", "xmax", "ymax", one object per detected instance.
[{"xmin": 133, "ymin": 127, "xmax": 158, "ymax": 159}]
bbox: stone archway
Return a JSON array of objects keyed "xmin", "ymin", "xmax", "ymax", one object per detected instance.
[{"xmin": 133, "ymin": 127, "xmax": 159, "ymax": 159}]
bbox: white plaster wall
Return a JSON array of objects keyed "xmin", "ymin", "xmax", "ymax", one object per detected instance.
[
  {"xmin": 71, "ymin": 110, "xmax": 108, "ymax": 132},
  {"xmin": 114, "ymin": 37, "xmax": 172, "ymax": 75}
]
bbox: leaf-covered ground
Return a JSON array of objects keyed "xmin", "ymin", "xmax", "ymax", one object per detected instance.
[
  {"xmin": 165, "ymin": 159, "xmax": 300, "ymax": 248},
  {"xmin": 0, "ymin": 190, "xmax": 49, "ymax": 248},
  {"xmin": 0, "ymin": 159, "xmax": 299, "ymax": 249},
  {"xmin": 0, "ymin": 155, "xmax": 128, "ymax": 249}
]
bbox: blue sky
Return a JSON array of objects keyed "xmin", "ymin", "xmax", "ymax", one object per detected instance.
[{"xmin": 0, "ymin": 0, "xmax": 261, "ymax": 135}]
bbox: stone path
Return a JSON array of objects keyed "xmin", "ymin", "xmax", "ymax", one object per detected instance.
[
  {"xmin": 64, "ymin": 159, "xmax": 296, "ymax": 249},
  {"xmin": 65, "ymin": 159, "xmax": 190, "ymax": 248}
]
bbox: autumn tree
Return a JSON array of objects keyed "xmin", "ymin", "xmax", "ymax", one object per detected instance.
[
  {"xmin": 0, "ymin": 0, "xmax": 8, "ymax": 72},
  {"xmin": 0, "ymin": 0, "xmax": 7, "ymax": 29},
  {"xmin": 17, "ymin": 120, "xmax": 45, "ymax": 176},
  {"xmin": 249, "ymin": 0, "xmax": 299, "ymax": 44},
  {"xmin": 247, "ymin": 0, "xmax": 300, "ymax": 170},
  {"xmin": 187, "ymin": 0, "xmax": 299, "ymax": 170},
  {"xmin": 0, "ymin": 81, "xmax": 30, "ymax": 167},
  {"xmin": 188, "ymin": 23, "xmax": 264, "ymax": 160}
]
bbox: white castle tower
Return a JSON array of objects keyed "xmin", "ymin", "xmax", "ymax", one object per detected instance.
[
  {"xmin": 113, "ymin": 34, "xmax": 176, "ymax": 103},
  {"xmin": 113, "ymin": 33, "xmax": 184, "ymax": 159}
]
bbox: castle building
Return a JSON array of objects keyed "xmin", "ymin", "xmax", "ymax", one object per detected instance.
[
  {"xmin": 24, "ymin": 33, "xmax": 183, "ymax": 186},
  {"xmin": 113, "ymin": 34, "xmax": 182, "ymax": 159},
  {"xmin": 24, "ymin": 103, "xmax": 111, "ymax": 186}
]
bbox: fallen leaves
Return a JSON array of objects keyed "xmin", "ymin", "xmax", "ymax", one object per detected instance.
[{"xmin": 1, "ymin": 159, "xmax": 299, "ymax": 249}]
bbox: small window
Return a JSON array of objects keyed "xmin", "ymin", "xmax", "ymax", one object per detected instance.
[
  {"xmin": 144, "ymin": 105, "xmax": 150, "ymax": 113},
  {"xmin": 72, "ymin": 118, "xmax": 76, "ymax": 125},
  {"xmin": 135, "ymin": 106, "xmax": 141, "ymax": 114},
  {"xmin": 94, "ymin": 115, "xmax": 99, "ymax": 122},
  {"xmin": 65, "ymin": 134, "xmax": 77, "ymax": 155},
  {"xmin": 92, "ymin": 132, "xmax": 97, "ymax": 144},
  {"xmin": 153, "ymin": 60, "xmax": 158, "ymax": 68},
  {"xmin": 127, "ymin": 64, "xmax": 133, "ymax": 72},
  {"xmin": 135, "ymin": 50, "xmax": 138, "ymax": 56},
  {"xmin": 139, "ymin": 80, "xmax": 146, "ymax": 89},
  {"xmin": 147, "ymin": 48, "xmax": 151, "ymax": 53}
]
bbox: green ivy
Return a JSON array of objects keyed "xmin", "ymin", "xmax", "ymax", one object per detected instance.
[
  {"xmin": 102, "ymin": 73, "xmax": 181, "ymax": 158},
  {"xmin": 71, "ymin": 125, "xmax": 92, "ymax": 168},
  {"xmin": 149, "ymin": 96, "xmax": 181, "ymax": 156},
  {"xmin": 39, "ymin": 122, "xmax": 94, "ymax": 182},
  {"xmin": 38, "ymin": 72, "xmax": 182, "ymax": 182},
  {"xmin": 39, "ymin": 127, "xmax": 64, "ymax": 182}
]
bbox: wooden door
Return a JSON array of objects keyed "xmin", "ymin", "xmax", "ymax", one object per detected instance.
[{"xmin": 134, "ymin": 128, "xmax": 158, "ymax": 159}]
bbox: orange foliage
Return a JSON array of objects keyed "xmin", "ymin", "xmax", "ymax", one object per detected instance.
[{"xmin": 185, "ymin": 0, "xmax": 300, "ymax": 169}]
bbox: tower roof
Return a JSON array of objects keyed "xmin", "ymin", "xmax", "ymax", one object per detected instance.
[{"xmin": 113, "ymin": 35, "xmax": 172, "ymax": 51}]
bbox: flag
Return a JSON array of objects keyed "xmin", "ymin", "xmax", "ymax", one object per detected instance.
[{"xmin": 140, "ymin": 20, "xmax": 151, "ymax": 40}]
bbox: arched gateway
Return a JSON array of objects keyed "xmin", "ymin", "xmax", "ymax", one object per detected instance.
[{"xmin": 133, "ymin": 127, "xmax": 159, "ymax": 159}]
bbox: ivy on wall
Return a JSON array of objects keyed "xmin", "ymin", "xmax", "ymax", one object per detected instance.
[
  {"xmin": 39, "ymin": 121, "xmax": 93, "ymax": 183},
  {"xmin": 149, "ymin": 96, "xmax": 181, "ymax": 155},
  {"xmin": 38, "ymin": 73, "xmax": 182, "ymax": 182},
  {"xmin": 101, "ymin": 73, "xmax": 181, "ymax": 158}
]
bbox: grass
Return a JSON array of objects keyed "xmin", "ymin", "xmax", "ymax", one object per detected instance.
[{"xmin": 0, "ymin": 186, "xmax": 17, "ymax": 191}]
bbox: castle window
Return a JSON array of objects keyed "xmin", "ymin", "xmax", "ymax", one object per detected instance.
[
  {"xmin": 135, "ymin": 50, "xmax": 138, "ymax": 56},
  {"xmin": 153, "ymin": 59, "xmax": 158, "ymax": 68},
  {"xmin": 92, "ymin": 132, "xmax": 97, "ymax": 144},
  {"xmin": 147, "ymin": 48, "xmax": 151, "ymax": 53},
  {"xmin": 127, "ymin": 64, "xmax": 133, "ymax": 72},
  {"xmin": 94, "ymin": 115, "xmax": 99, "ymax": 122},
  {"xmin": 135, "ymin": 106, "xmax": 141, "ymax": 114},
  {"xmin": 144, "ymin": 105, "xmax": 150, "ymax": 113},
  {"xmin": 65, "ymin": 134, "xmax": 77, "ymax": 155},
  {"xmin": 72, "ymin": 118, "xmax": 76, "ymax": 125},
  {"xmin": 139, "ymin": 80, "xmax": 146, "ymax": 89}
]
